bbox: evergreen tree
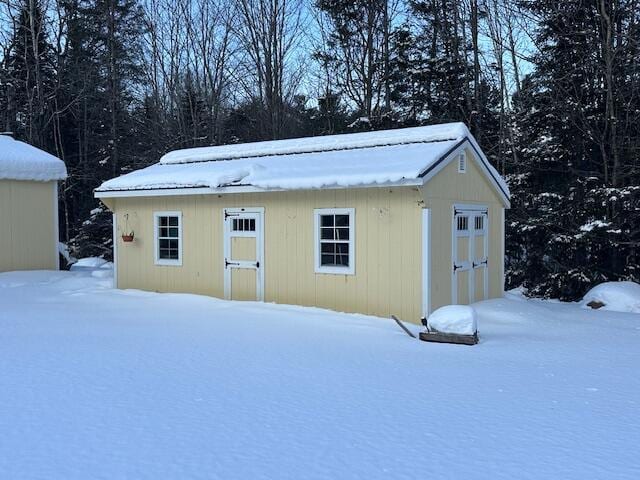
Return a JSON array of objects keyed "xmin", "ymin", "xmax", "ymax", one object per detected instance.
[
  {"xmin": 506, "ymin": 0, "xmax": 640, "ymax": 299},
  {"xmin": 1, "ymin": 0, "xmax": 55, "ymax": 146},
  {"xmin": 388, "ymin": 2, "xmax": 502, "ymax": 160},
  {"xmin": 61, "ymin": 0, "xmax": 147, "ymax": 259}
]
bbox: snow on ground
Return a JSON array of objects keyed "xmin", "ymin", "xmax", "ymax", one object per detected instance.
[
  {"xmin": 1, "ymin": 269, "xmax": 639, "ymax": 479},
  {"xmin": 0, "ymin": 135, "xmax": 67, "ymax": 181}
]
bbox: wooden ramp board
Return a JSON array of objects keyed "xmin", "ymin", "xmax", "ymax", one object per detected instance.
[{"xmin": 419, "ymin": 331, "xmax": 479, "ymax": 345}]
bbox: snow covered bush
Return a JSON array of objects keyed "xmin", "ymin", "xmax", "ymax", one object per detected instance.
[
  {"xmin": 68, "ymin": 206, "xmax": 113, "ymax": 262},
  {"xmin": 582, "ymin": 282, "xmax": 640, "ymax": 314}
]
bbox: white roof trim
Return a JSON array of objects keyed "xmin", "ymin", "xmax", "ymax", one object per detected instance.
[{"xmin": 95, "ymin": 178, "xmax": 424, "ymax": 199}]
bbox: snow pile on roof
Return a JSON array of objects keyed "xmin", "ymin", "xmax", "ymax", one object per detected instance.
[
  {"xmin": 582, "ymin": 281, "xmax": 640, "ymax": 313},
  {"xmin": 0, "ymin": 135, "xmax": 67, "ymax": 181},
  {"xmin": 98, "ymin": 141, "xmax": 459, "ymax": 192},
  {"xmin": 161, "ymin": 122, "xmax": 469, "ymax": 164},
  {"xmin": 96, "ymin": 122, "xmax": 509, "ymax": 196},
  {"xmin": 428, "ymin": 305, "xmax": 478, "ymax": 335}
]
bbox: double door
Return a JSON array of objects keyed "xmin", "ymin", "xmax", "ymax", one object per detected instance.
[{"xmin": 452, "ymin": 206, "xmax": 488, "ymax": 304}]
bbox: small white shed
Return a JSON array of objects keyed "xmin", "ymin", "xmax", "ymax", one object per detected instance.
[{"xmin": 0, "ymin": 134, "xmax": 67, "ymax": 271}]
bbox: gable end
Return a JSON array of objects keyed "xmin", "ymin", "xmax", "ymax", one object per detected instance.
[{"xmin": 418, "ymin": 137, "xmax": 510, "ymax": 208}]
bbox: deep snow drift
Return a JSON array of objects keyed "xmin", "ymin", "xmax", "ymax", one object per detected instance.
[{"xmin": 1, "ymin": 269, "xmax": 639, "ymax": 479}]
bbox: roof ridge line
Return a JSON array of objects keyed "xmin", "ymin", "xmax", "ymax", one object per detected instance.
[{"xmin": 160, "ymin": 137, "xmax": 461, "ymax": 166}]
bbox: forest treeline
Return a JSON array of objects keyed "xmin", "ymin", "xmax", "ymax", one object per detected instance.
[{"xmin": 0, "ymin": 0, "xmax": 638, "ymax": 299}]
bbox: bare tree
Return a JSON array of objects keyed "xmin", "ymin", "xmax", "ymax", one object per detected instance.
[
  {"xmin": 142, "ymin": 0, "xmax": 235, "ymax": 149},
  {"xmin": 313, "ymin": 0, "xmax": 398, "ymax": 124},
  {"xmin": 233, "ymin": 0, "xmax": 306, "ymax": 139}
]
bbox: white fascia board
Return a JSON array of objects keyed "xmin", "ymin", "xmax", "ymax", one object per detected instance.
[{"xmin": 94, "ymin": 178, "xmax": 424, "ymax": 199}]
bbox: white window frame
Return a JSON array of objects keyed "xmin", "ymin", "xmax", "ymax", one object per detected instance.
[
  {"xmin": 314, "ymin": 208, "xmax": 355, "ymax": 275},
  {"xmin": 154, "ymin": 211, "xmax": 183, "ymax": 266}
]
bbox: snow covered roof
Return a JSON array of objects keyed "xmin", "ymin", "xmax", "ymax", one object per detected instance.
[
  {"xmin": 96, "ymin": 122, "xmax": 509, "ymax": 200},
  {"xmin": 0, "ymin": 135, "xmax": 67, "ymax": 182}
]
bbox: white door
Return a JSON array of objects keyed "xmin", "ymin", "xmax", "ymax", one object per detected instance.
[
  {"xmin": 223, "ymin": 208, "xmax": 264, "ymax": 301},
  {"xmin": 452, "ymin": 206, "xmax": 488, "ymax": 304}
]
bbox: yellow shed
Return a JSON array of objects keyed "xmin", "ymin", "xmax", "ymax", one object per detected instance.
[
  {"xmin": 0, "ymin": 134, "xmax": 67, "ymax": 272},
  {"xmin": 96, "ymin": 123, "xmax": 509, "ymax": 324}
]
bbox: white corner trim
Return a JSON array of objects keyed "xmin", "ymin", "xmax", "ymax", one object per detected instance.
[
  {"xmin": 451, "ymin": 204, "xmax": 458, "ymax": 305},
  {"xmin": 112, "ymin": 213, "xmax": 118, "ymax": 288},
  {"xmin": 421, "ymin": 208, "xmax": 431, "ymax": 318},
  {"xmin": 500, "ymin": 207, "xmax": 506, "ymax": 296},
  {"xmin": 153, "ymin": 211, "xmax": 183, "ymax": 266},
  {"xmin": 52, "ymin": 182, "xmax": 60, "ymax": 270},
  {"xmin": 484, "ymin": 210, "xmax": 490, "ymax": 300},
  {"xmin": 314, "ymin": 208, "xmax": 355, "ymax": 275}
]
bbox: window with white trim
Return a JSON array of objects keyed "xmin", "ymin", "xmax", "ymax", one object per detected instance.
[
  {"xmin": 154, "ymin": 212, "xmax": 182, "ymax": 265},
  {"xmin": 314, "ymin": 208, "xmax": 355, "ymax": 275}
]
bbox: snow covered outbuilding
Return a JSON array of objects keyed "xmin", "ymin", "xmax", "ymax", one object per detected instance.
[
  {"xmin": 95, "ymin": 122, "xmax": 510, "ymax": 323},
  {"xmin": 0, "ymin": 134, "xmax": 67, "ymax": 272}
]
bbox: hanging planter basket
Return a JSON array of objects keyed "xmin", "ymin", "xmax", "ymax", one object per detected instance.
[{"xmin": 121, "ymin": 214, "xmax": 134, "ymax": 242}]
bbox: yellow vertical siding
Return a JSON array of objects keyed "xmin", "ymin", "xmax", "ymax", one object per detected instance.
[
  {"xmin": 422, "ymin": 146, "xmax": 506, "ymax": 311},
  {"xmin": 231, "ymin": 268, "xmax": 257, "ymax": 301},
  {"xmin": 111, "ymin": 187, "xmax": 424, "ymax": 322},
  {"xmin": 231, "ymin": 237, "xmax": 256, "ymax": 261},
  {"xmin": 0, "ymin": 179, "xmax": 57, "ymax": 272},
  {"xmin": 108, "ymin": 148, "xmax": 507, "ymax": 323}
]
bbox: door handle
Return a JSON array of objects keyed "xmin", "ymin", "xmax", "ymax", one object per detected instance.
[{"xmin": 225, "ymin": 258, "xmax": 240, "ymax": 268}]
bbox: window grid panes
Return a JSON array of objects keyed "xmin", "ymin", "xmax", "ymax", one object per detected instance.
[
  {"xmin": 457, "ymin": 216, "xmax": 469, "ymax": 231},
  {"xmin": 232, "ymin": 218, "xmax": 256, "ymax": 232},
  {"xmin": 475, "ymin": 216, "xmax": 484, "ymax": 231},
  {"xmin": 319, "ymin": 214, "xmax": 350, "ymax": 267},
  {"xmin": 157, "ymin": 215, "xmax": 180, "ymax": 260}
]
